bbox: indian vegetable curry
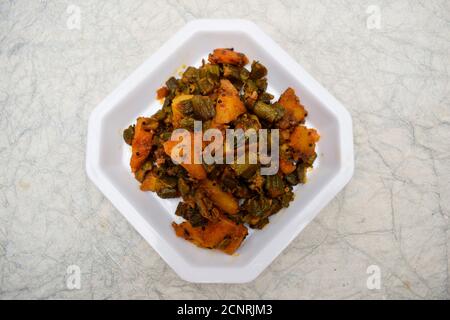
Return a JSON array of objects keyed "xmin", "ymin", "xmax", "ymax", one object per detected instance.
[{"xmin": 123, "ymin": 48, "xmax": 320, "ymax": 255}]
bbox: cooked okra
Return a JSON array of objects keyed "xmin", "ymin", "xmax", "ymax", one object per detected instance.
[{"xmin": 123, "ymin": 48, "xmax": 320, "ymax": 255}]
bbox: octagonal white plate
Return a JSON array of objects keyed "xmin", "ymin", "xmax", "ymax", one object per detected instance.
[{"xmin": 86, "ymin": 19, "xmax": 354, "ymax": 283}]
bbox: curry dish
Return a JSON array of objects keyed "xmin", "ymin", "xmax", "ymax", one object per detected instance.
[{"xmin": 123, "ymin": 48, "xmax": 320, "ymax": 254}]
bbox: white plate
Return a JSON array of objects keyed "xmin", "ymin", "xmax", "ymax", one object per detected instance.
[{"xmin": 86, "ymin": 19, "xmax": 354, "ymax": 283}]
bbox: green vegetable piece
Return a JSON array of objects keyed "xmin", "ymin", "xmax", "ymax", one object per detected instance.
[
  {"xmin": 259, "ymin": 92, "xmax": 274, "ymax": 103},
  {"xmin": 178, "ymin": 99, "xmax": 193, "ymax": 116},
  {"xmin": 205, "ymin": 64, "xmax": 220, "ymax": 78},
  {"xmin": 142, "ymin": 118, "xmax": 159, "ymax": 131},
  {"xmin": 152, "ymin": 109, "xmax": 166, "ymax": 121},
  {"xmin": 162, "ymin": 92, "xmax": 174, "ymax": 110},
  {"xmin": 243, "ymin": 196, "xmax": 272, "ymax": 217},
  {"xmin": 244, "ymin": 80, "xmax": 258, "ymax": 96},
  {"xmin": 254, "ymin": 101, "xmax": 285, "ymax": 123},
  {"xmin": 240, "ymin": 68, "xmax": 250, "ymax": 81},
  {"xmin": 230, "ymin": 163, "xmax": 258, "ymax": 179},
  {"xmin": 189, "ymin": 213, "xmax": 208, "ymax": 227},
  {"xmin": 234, "ymin": 114, "xmax": 261, "ymax": 132},
  {"xmin": 222, "ymin": 175, "xmax": 237, "ymax": 189},
  {"xmin": 165, "ymin": 77, "xmax": 178, "ymax": 91},
  {"xmin": 264, "ymin": 174, "xmax": 285, "ymax": 198},
  {"xmin": 280, "ymin": 190, "xmax": 294, "ymax": 207},
  {"xmin": 285, "ymin": 173, "xmax": 298, "ymax": 186},
  {"xmin": 231, "ymin": 79, "xmax": 244, "ymax": 91},
  {"xmin": 255, "ymin": 78, "xmax": 267, "ymax": 91},
  {"xmin": 123, "ymin": 125, "xmax": 135, "ymax": 145},
  {"xmin": 180, "ymin": 117, "xmax": 195, "ymax": 131},
  {"xmin": 197, "ymin": 64, "xmax": 220, "ymax": 95},
  {"xmin": 182, "ymin": 67, "xmax": 199, "ymax": 83},
  {"xmin": 159, "ymin": 175, "xmax": 178, "ymax": 188},
  {"xmin": 194, "ymin": 189, "xmax": 218, "ymax": 221},
  {"xmin": 233, "ymin": 185, "xmax": 252, "ymax": 199},
  {"xmin": 134, "ymin": 161, "xmax": 152, "ymax": 183},
  {"xmin": 252, "ymin": 217, "xmax": 270, "ymax": 229},
  {"xmin": 177, "ymin": 178, "xmax": 190, "ymax": 197},
  {"xmin": 268, "ymin": 199, "xmax": 283, "ymax": 215},
  {"xmin": 157, "ymin": 188, "xmax": 179, "ymax": 199},
  {"xmin": 250, "ymin": 61, "xmax": 267, "ymax": 79},
  {"xmin": 254, "ymin": 101, "xmax": 277, "ymax": 122},
  {"xmin": 160, "ymin": 132, "xmax": 172, "ymax": 141},
  {"xmin": 297, "ymin": 165, "xmax": 308, "ymax": 184},
  {"xmin": 197, "ymin": 77, "xmax": 215, "ymax": 95},
  {"xmin": 192, "ymin": 96, "xmax": 215, "ymax": 120},
  {"xmin": 302, "ymin": 153, "xmax": 317, "ymax": 167},
  {"xmin": 175, "ymin": 202, "xmax": 208, "ymax": 227},
  {"xmin": 272, "ymin": 103, "xmax": 285, "ymax": 122},
  {"xmin": 242, "ymin": 80, "xmax": 259, "ymax": 109},
  {"xmin": 223, "ymin": 64, "xmax": 241, "ymax": 80}
]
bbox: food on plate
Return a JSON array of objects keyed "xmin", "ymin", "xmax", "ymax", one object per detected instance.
[{"xmin": 123, "ymin": 48, "xmax": 320, "ymax": 254}]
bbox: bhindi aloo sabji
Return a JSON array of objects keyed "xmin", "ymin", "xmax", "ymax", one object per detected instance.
[{"xmin": 123, "ymin": 48, "xmax": 320, "ymax": 254}]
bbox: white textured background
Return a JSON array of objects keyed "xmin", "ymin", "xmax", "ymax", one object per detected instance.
[{"xmin": 0, "ymin": 0, "xmax": 449, "ymax": 299}]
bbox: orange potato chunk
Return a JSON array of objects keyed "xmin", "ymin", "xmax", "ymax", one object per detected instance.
[
  {"xmin": 289, "ymin": 125, "xmax": 320, "ymax": 156},
  {"xmin": 214, "ymin": 79, "xmax": 246, "ymax": 124},
  {"xmin": 201, "ymin": 179, "xmax": 239, "ymax": 215},
  {"xmin": 156, "ymin": 86, "xmax": 169, "ymax": 100},
  {"xmin": 163, "ymin": 132, "xmax": 207, "ymax": 180},
  {"xmin": 172, "ymin": 217, "xmax": 248, "ymax": 255},
  {"xmin": 208, "ymin": 48, "xmax": 249, "ymax": 67},
  {"xmin": 280, "ymin": 159, "xmax": 296, "ymax": 174},
  {"xmin": 278, "ymin": 87, "xmax": 307, "ymax": 123},
  {"xmin": 130, "ymin": 117, "xmax": 154, "ymax": 173}
]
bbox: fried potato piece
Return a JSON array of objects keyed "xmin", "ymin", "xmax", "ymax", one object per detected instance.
[
  {"xmin": 289, "ymin": 125, "xmax": 320, "ymax": 156},
  {"xmin": 130, "ymin": 117, "xmax": 154, "ymax": 172},
  {"xmin": 278, "ymin": 87, "xmax": 307, "ymax": 124},
  {"xmin": 172, "ymin": 94, "xmax": 193, "ymax": 127},
  {"xmin": 214, "ymin": 79, "xmax": 246, "ymax": 124},
  {"xmin": 172, "ymin": 216, "xmax": 248, "ymax": 255},
  {"xmin": 208, "ymin": 48, "xmax": 249, "ymax": 67},
  {"xmin": 156, "ymin": 86, "xmax": 169, "ymax": 100},
  {"xmin": 279, "ymin": 158, "xmax": 296, "ymax": 174},
  {"xmin": 201, "ymin": 179, "xmax": 239, "ymax": 215},
  {"xmin": 163, "ymin": 132, "xmax": 207, "ymax": 180}
]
